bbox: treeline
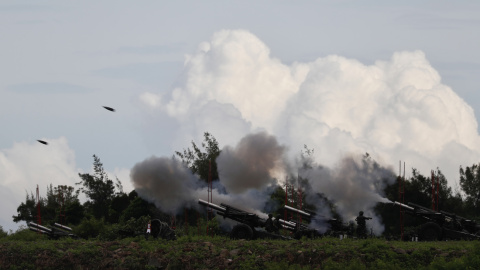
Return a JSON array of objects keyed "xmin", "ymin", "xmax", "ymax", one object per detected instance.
[
  {"xmin": 11, "ymin": 155, "xmax": 154, "ymax": 239},
  {"xmin": 9, "ymin": 132, "xmax": 480, "ymax": 239}
]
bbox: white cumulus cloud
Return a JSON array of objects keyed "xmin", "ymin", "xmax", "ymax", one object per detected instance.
[
  {"xmin": 141, "ymin": 29, "xmax": 480, "ymax": 187},
  {"xmin": 0, "ymin": 137, "xmax": 132, "ymax": 232}
]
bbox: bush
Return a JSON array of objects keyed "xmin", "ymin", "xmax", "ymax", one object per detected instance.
[
  {"xmin": 98, "ymin": 216, "xmax": 151, "ymax": 241},
  {"xmin": 73, "ymin": 217, "xmax": 106, "ymax": 239},
  {"xmin": 0, "ymin": 225, "xmax": 8, "ymax": 238},
  {"xmin": 6, "ymin": 225, "xmax": 47, "ymax": 241}
]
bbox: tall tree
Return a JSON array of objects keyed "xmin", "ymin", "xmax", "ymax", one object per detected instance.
[
  {"xmin": 175, "ymin": 132, "xmax": 221, "ymax": 181},
  {"xmin": 13, "ymin": 184, "xmax": 84, "ymax": 225},
  {"xmin": 12, "ymin": 192, "xmax": 38, "ymax": 224},
  {"xmin": 459, "ymin": 164, "xmax": 480, "ymax": 216},
  {"xmin": 76, "ymin": 155, "xmax": 116, "ymax": 219}
]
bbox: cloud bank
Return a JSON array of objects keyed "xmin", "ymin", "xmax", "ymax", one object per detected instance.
[
  {"xmin": 0, "ymin": 137, "xmax": 78, "ymax": 232},
  {"xmin": 140, "ymin": 29, "xmax": 480, "ymax": 186},
  {"xmin": 0, "ymin": 138, "xmax": 133, "ymax": 232}
]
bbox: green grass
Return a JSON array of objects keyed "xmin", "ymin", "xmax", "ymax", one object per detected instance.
[{"xmin": 0, "ymin": 233, "xmax": 479, "ymax": 269}]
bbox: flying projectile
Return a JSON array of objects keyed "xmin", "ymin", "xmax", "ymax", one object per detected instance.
[
  {"xmin": 102, "ymin": 106, "xmax": 116, "ymax": 112},
  {"xmin": 37, "ymin": 140, "xmax": 48, "ymax": 145}
]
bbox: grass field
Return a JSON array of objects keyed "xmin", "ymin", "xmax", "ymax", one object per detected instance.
[{"xmin": 0, "ymin": 232, "xmax": 479, "ymax": 269}]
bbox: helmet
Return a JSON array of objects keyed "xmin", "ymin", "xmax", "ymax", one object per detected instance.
[
  {"xmin": 359, "ymin": 211, "xmax": 364, "ymax": 216},
  {"xmin": 268, "ymin": 214, "xmax": 273, "ymax": 218}
]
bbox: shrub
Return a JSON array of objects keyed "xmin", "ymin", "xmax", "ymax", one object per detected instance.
[
  {"xmin": 6, "ymin": 225, "xmax": 47, "ymax": 241},
  {"xmin": 73, "ymin": 217, "xmax": 105, "ymax": 239},
  {"xmin": 0, "ymin": 225, "xmax": 8, "ymax": 238},
  {"xmin": 98, "ymin": 215, "xmax": 151, "ymax": 240}
]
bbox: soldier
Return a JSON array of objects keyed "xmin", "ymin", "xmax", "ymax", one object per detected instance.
[
  {"xmin": 273, "ymin": 214, "xmax": 282, "ymax": 234},
  {"xmin": 265, "ymin": 214, "xmax": 274, "ymax": 233},
  {"xmin": 355, "ymin": 211, "xmax": 372, "ymax": 238},
  {"xmin": 145, "ymin": 220, "xmax": 152, "ymax": 240}
]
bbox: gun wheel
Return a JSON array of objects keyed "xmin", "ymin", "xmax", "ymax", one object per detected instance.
[
  {"xmin": 230, "ymin": 224, "xmax": 253, "ymax": 240},
  {"xmin": 419, "ymin": 222, "xmax": 442, "ymax": 241}
]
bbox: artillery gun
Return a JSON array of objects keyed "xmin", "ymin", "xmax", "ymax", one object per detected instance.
[
  {"xmin": 28, "ymin": 222, "xmax": 77, "ymax": 239},
  {"xmin": 198, "ymin": 199, "xmax": 294, "ymax": 240},
  {"xmin": 152, "ymin": 219, "xmax": 176, "ymax": 240},
  {"xmin": 284, "ymin": 205, "xmax": 352, "ymax": 239},
  {"xmin": 392, "ymin": 201, "xmax": 480, "ymax": 241}
]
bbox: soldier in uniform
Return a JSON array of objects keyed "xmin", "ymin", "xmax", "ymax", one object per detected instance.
[
  {"xmin": 265, "ymin": 214, "xmax": 274, "ymax": 233},
  {"xmin": 145, "ymin": 220, "xmax": 152, "ymax": 240},
  {"xmin": 355, "ymin": 211, "xmax": 372, "ymax": 238}
]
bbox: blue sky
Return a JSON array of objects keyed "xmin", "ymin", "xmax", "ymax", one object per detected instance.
[{"xmin": 1, "ymin": 1, "xmax": 480, "ymax": 232}]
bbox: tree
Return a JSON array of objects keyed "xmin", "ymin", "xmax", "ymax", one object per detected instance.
[
  {"xmin": 13, "ymin": 184, "xmax": 84, "ymax": 226},
  {"xmin": 459, "ymin": 164, "xmax": 480, "ymax": 216},
  {"xmin": 12, "ymin": 192, "xmax": 38, "ymax": 224},
  {"xmin": 120, "ymin": 196, "xmax": 150, "ymax": 222},
  {"xmin": 175, "ymin": 132, "xmax": 221, "ymax": 181},
  {"xmin": 108, "ymin": 192, "xmax": 130, "ymax": 223},
  {"xmin": 76, "ymin": 155, "xmax": 116, "ymax": 219}
]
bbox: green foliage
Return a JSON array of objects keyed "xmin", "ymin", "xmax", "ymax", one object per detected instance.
[
  {"xmin": 12, "ymin": 184, "xmax": 84, "ymax": 226},
  {"xmin": 98, "ymin": 216, "xmax": 151, "ymax": 240},
  {"xmin": 175, "ymin": 132, "xmax": 221, "ymax": 181},
  {"xmin": 76, "ymin": 155, "xmax": 117, "ymax": 219},
  {"xmin": 73, "ymin": 217, "xmax": 106, "ymax": 239},
  {"xmin": 108, "ymin": 192, "xmax": 130, "ymax": 223},
  {"xmin": 0, "ymin": 225, "xmax": 7, "ymax": 238},
  {"xmin": 459, "ymin": 163, "xmax": 480, "ymax": 216},
  {"xmin": 0, "ymin": 237, "xmax": 479, "ymax": 269},
  {"xmin": 6, "ymin": 226, "xmax": 47, "ymax": 241},
  {"xmin": 12, "ymin": 192, "xmax": 37, "ymax": 223},
  {"xmin": 120, "ymin": 196, "xmax": 150, "ymax": 222}
]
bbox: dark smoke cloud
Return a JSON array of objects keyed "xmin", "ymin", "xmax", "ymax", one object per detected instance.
[
  {"xmin": 129, "ymin": 133, "xmax": 286, "ymax": 216},
  {"xmin": 130, "ymin": 156, "xmax": 199, "ymax": 214},
  {"xmin": 216, "ymin": 132, "xmax": 285, "ymax": 194},
  {"xmin": 300, "ymin": 154, "xmax": 396, "ymax": 234},
  {"xmin": 130, "ymin": 132, "xmax": 395, "ymax": 236}
]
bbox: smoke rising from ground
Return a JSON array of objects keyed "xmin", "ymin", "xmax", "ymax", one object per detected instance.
[
  {"xmin": 130, "ymin": 137, "xmax": 284, "ymax": 215},
  {"xmin": 217, "ymin": 132, "xmax": 285, "ymax": 194},
  {"xmin": 130, "ymin": 156, "xmax": 200, "ymax": 214},
  {"xmin": 130, "ymin": 132, "xmax": 396, "ymax": 235},
  {"xmin": 299, "ymin": 154, "xmax": 396, "ymax": 235}
]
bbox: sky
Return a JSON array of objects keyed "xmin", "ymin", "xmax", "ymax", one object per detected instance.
[{"xmin": 1, "ymin": 1, "xmax": 480, "ymax": 232}]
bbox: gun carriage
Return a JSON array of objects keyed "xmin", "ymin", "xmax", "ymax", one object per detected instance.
[
  {"xmin": 284, "ymin": 205, "xmax": 351, "ymax": 239},
  {"xmin": 198, "ymin": 199, "xmax": 294, "ymax": 240},
  {"xmin": 27, "ymin": 222, "xmax": 77, "ymax": 239},
  {"xmin": 392, "ymin": 201, "xmax": 480, "ymax": 241}
]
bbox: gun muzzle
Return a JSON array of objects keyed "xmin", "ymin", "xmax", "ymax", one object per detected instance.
[
  {"xmin": 54, "ymin": 223, "xmax": 73, "ymax": 231},
  {"xmin": 28, "ymin": 222, "xmax": 52, "ymax": 233},
  {"xmin": 284, "ymin": 205, "xmax": 312, "ymax": 218},
  {"xmin": 392, "ymin": 201, "xmax": 414, "ymax": 211},
  {"xmin": 198, "ymin": 199, "xmax": 227, "ymax": 212},
  {"xmin": 28, "ymin": 227, "xmax": 50, "ymax": 234}
]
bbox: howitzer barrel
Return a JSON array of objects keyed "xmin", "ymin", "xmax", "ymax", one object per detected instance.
[
  {"xmin": 392, "ymin": 201, "xmax": 414, "ymax": 211},
  {"xmin": 28, "ymin": 222, "xmax": 52, "ymax": 233},
  {"xmin": 28, "ymin": 227, "xmax": 50, "ymax": 234},
  {"xmin": 198, "ymin": 199, "xmax": 227, "ymax": 212},
  {"xmin": 278, "ymin": 219, "xmax": 297, "ymax": 229},
  {"xmin": 284, "ymin": 205, "xmax": 312, "ymax": 218},
  {"xmin": 54, "ymin": 223, "xmax": 72, "ymax": 231}
]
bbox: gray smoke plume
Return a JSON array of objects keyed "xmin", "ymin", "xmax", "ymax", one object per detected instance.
[
  {"xmin": 130, "ymin": 132, "xmax": 395, "ymax": 236},
  {"xmin": 130, "ymin": 133, "xmax": 287, "ymax": 216},
  {"xmin": 216, "ymin": 132, "xmax": 286, "ymax": 194},
  {"xmin": 130, "ymin": 156, "xmax": 200, "ymax": 214},
  {"xmin": 299, "ymin": 154, "xmax": 396, "ymax": 235}
]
